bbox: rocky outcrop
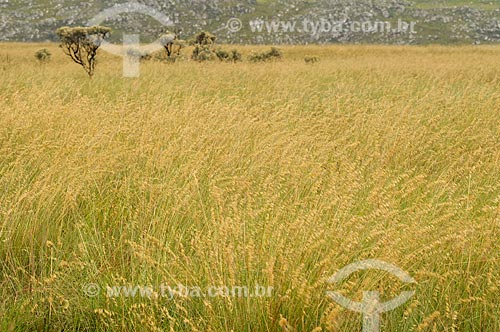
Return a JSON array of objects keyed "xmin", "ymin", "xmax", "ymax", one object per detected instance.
[{"xmin": 0, "ymin": 0, "xmax": 498, "ymax": 44}]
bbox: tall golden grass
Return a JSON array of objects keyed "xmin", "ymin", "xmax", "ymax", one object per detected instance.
[{"xmin": 0, "ymin": 43, "xmax": 499, "ymax": 331}]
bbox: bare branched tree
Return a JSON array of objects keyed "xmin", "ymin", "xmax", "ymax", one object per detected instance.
[{"xmin": 56, "ymin": 26, "xmax": 111, "ymax": 77}]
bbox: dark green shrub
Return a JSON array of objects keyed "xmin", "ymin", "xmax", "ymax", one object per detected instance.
[
  {"xmin": 249, "ymin": 47, "xmax": 283, "ymax": 63},
  {"xmin": 215, "ymin": 48, "xmax": 242, "ymax": 62},
  {"xmin": 230, "ymin": 49, "xmax": 243, "ymax": 62},
  {"xmin": 304, "ymin": 56, "xmax": 320, "ymax": 64},
  {"xmin": 35, "ymin": 48, "xmax": 52, "ymax": 63},
  {"xmin": 215, "ymin": 49, "xmax": 230, "ymax": 61}
]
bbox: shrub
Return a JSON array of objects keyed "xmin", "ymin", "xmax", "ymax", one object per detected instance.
[
  {"xmin": 304, "ymin": 56, "xmax": 320, "ymax": 64},
  {"xmin": 231, "ymin": 49, "xmax": 243, "ymax": 62},
  {"xmin": 215, "ymin": 49, "xmax": 242, "ymax": 63},
  {"xmin": 215, "ymin": 49, "xmax": 229, "ymax": 61},
  {"xmin": 192, "ymin": 45, "xmax": 216, "ymax": 62},
  {"xmin": 267, "ymin": 47, "xmax": 283, "ymax": 59},
  {"xmin": 189, "ymin": 31, "xmax": 219, "ymax": 62},
  {"xmin": 249, "ymin": 47, "xmax": 283, "ymax": 63},
  {"xmin": 35, "ymin": 48, "xmax": 51, "ymax": 63},
  {"xmin": 151, "ymin": 50, "xmax": 185, "ymax": 64}
]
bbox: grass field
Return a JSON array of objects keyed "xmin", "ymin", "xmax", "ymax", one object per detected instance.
[{"xmin": 0, "ymin": 43, "xmax": 499, "ymax": 332}]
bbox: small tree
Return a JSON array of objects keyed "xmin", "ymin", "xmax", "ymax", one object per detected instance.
[
  {"xmin": 35, "ymin": 48, "xmax": 52, "ymax": 63},
  {"xmin": 56, "ymin": 26, "xmax": 111, "ymax": 77}
]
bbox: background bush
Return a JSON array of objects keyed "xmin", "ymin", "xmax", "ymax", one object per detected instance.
[
  {"xmin": 215, "ymin": 49, "xmax": 242, "ymax": 63},
  {"xmin": 304, "ymin": 55, "xmax": 320, "ymax": 64},
  {"xmin": 35, "ymin": 48, "xmax": 51, "ymax": 63},
  {"xmin": 249, "ymin": 47, "xmax": 283, "ymax": 62}
]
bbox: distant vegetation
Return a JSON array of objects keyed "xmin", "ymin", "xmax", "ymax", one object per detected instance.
[
  {"xmin": 34, "ymin": 48, "xmax": 51, "ymax": 63},
  {"xmin": 249, "ymin": 47, "xmax": 283, "ymax": 62},
  {"xmin": 55, "ymin": 28, "xmax": 279, "ymax": 75},
  {"xmin": 304, "ymin": 55, "xmax": 320, "ymax": 64},
  {"xmin": 215, "ymin": 49, "xmax": 243, "ymax": 63}
]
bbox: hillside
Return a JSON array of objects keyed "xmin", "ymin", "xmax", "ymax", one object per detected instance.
[{"xmin": 1, "ymin": 0, "xmax": 499, "ymax": 44}]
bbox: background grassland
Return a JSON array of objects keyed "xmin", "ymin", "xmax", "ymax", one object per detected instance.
[{"xmin": 0, "ymin": 43, "xmax": 499, "ymax": 332}]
